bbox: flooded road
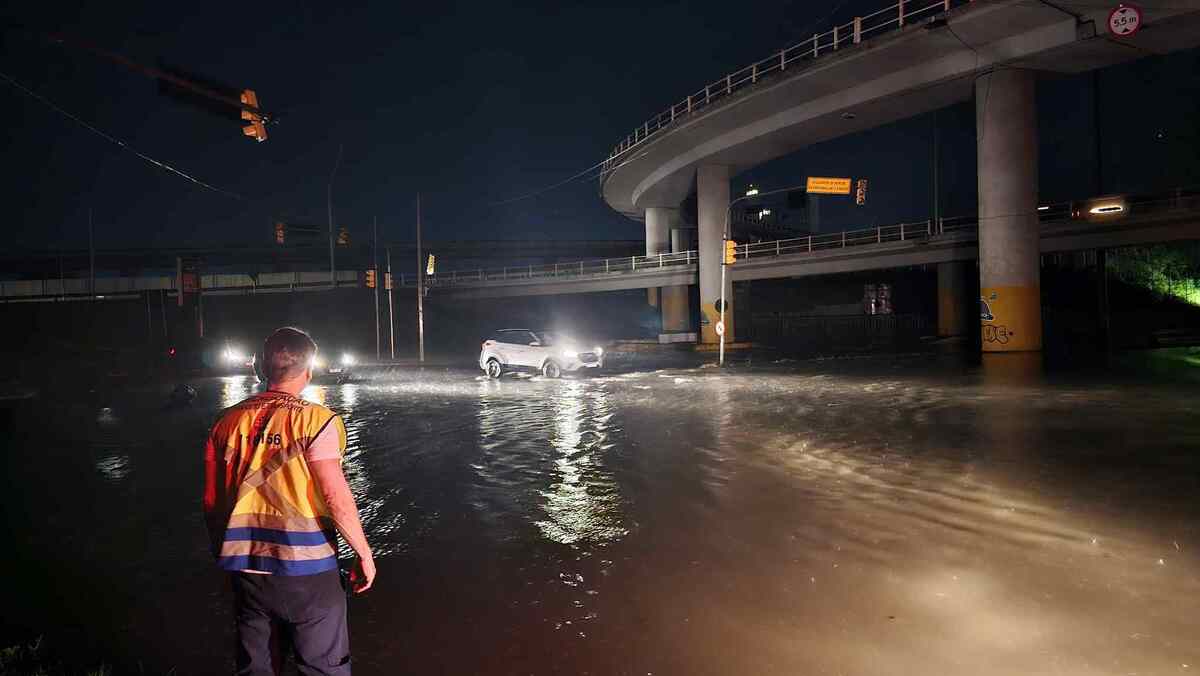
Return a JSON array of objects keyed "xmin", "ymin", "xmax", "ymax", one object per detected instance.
[{"xmin": 3, "ymin": 356, "xmax": 1199, "ymax": 675}]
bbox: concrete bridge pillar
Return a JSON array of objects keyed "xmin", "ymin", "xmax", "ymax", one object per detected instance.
[
  {"xmin": 937, "ymin": 261, "xmax": 971, "ymax": 338},
  {"xmin": 662, "ymin": 227, "xmax": 692, "ymax": 333},
  {"xmin": 977, "ymin": 68, "xmax": 1041, "ymax": 353},
  {"xmin": 697, "ymin": 165, "xmax": 732, "ymax": 343},
  {"xmin": 645, "ymin": 207, "xmax": 675, "ymax": 307}
]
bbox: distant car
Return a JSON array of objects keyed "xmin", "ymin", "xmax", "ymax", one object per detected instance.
[
  {"xmin": 479, "ymin": 329, "xmax": 604, "ymax": 379},
  {"xmin": 217, "ymin": 342, "xmax": 257, "ymax": 375},
  {"xmin": 251, "ymin": 348, "xmax": 359, "ymax": 383},
  {"xmin": 312, "ymin": 350, "xmax": 359, "ymax": 382},
  {"xmin": 166, "ymin": 338, "xmax": 255, "ymax": 376}
]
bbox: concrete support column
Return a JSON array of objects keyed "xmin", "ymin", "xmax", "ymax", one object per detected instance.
[
  {"xmin": 697, "ymin": 165, "xmax": 732, "ymax": 343},
  {"xmin": 977, "ymin": 69, "xmax": 1041, "ymax": 353},
  {"xmin": 645, "ymin": 207, "xmax": 675, "ymax": 307},
  {"xmin": 661, "ymin": 226, "xmax": 692, "ymax": 333},
  {"xmin": 936, "ymin": 261, "xmax": 970, "ymax": 338}
]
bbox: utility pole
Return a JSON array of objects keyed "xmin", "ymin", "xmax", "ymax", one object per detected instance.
[
  {"xmin": 416, "ymin": 193, "xmax": 425, "ymax": 364},
  {"xmin": 373, "ymin": 216, "xmax": 381, "ymax": 361},
  {"xmin": 327, "ymin": 144, "xmax": 343, "ymax": 288},
  {"xmin": 386, "ymin": 246, "xmax": 395, "ymax": 360},
  {"xmin": 57, "ymin": 230, "xmax": 65, "ymax": 300},
  {"xmin": 87, "ymin": 208, "xmax": 95, "ymax": 300},
  {"xmin": 932, "ymin": 109, "xmax": 941, "ymax": 227}
]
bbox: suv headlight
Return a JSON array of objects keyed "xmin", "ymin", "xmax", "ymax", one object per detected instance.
[
  {"xmin": 340, "ymin": 353, "xmax": 357, "ymax": 366},
  {"xmin": 594, "ymin": 346, "xmax": 604, "ymax": 356}
]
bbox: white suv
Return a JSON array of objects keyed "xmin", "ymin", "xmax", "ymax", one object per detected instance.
[{"xmin": 480, "ymin": 329, "xmax": 604, "ymax": 379}]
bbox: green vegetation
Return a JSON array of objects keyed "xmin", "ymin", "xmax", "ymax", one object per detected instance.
[{"xmin": 1108, "ymin": 243, "xmax": 1200, "ymax": 306}]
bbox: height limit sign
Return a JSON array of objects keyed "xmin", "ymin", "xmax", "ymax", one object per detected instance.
[{"xmin": 1108, "ymin": 4, "xmax": 1142, "ymax": 38}]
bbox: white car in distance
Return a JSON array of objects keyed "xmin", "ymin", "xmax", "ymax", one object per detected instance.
[{"xmin": 480, "ymin": 329, "xmax": 604, "ymax": 379}]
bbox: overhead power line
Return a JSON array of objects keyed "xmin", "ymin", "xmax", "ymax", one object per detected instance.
[{"xmin": 0, "ymin": 68, "xmax": 246, "ymax": 201}]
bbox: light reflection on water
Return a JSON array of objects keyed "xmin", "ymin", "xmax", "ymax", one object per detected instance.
[
  {"xmin": 473, "ymin": 378, "xmax": 628, "ymax": 547},
  {"xmin": 300, "ymin": 384, "xmax": 326, "ymax": 405},
  {"xmin": 536, "ymin": 380, "xmax": 626, "ymax": 545},
  {"xmin": 219, "ymin": 375, "xmax": 255, "ymax": 409},
  {"xmin": 94, "ymin": 453, "xmax": 131, "ymax": 481}
]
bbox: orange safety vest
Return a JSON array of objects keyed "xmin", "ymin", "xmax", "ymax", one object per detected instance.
[{"xmin": 204, "ymin": 390, "xmax": 346, "ymax": 575}]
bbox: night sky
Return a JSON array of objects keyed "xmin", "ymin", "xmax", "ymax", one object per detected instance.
[{"xmin": 3, "ymin": 1, "xmax": 1199, "ymax": 254}]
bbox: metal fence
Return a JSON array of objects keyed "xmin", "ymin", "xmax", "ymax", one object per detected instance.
[{"xmin": 602, "ymin": 0, "xmax": 971, "ymax": 170}]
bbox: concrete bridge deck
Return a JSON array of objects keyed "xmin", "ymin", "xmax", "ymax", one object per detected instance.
[{"xmin": 7, "ymin": 191, "xmax": 1196, "ymax": 303}]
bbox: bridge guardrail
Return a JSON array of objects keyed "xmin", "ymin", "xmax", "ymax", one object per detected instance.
[
  {"xmin": 6, "ymin": 189, "xmax": 1197, "ymax": 300},
  {"xmin": 419, "ymin": 188, "xmax": 1200, "ymax": 288},
  {"xmin": 602, "ymin": 0, "xmax": 970, "ymax": 171},
  {"xmin": 403, "ymin": 250, "xmax": 699, "ymax": 289}
]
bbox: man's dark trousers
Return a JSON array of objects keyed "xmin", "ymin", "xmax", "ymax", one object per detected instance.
[{"xmin": 232, "ymin": 570, "xmax": 351, "ymax": 675}]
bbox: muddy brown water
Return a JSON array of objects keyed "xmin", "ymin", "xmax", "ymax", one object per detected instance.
[{"xmin": 3, "ymin": 356, "xmax": 1198, "ymax": 674}]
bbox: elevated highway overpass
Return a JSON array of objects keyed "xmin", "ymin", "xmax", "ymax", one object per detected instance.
[
  {"xmin": 597, "ymin": 0, "xmax": 1200, "ymax": 352},
  {"xmin": 9, "ymin": 190, "xmax": 1197, "ymax": 309}
]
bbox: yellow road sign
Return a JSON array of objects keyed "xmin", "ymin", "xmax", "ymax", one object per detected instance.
[{"xmin": 806, "ymin": 176, "xmax": 852, "ymax": 195}]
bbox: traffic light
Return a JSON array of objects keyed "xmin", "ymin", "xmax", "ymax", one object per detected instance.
[
  {"xmin": 274, "ymin": 221, "xmax": 285, "ymax": 245},
  {"xmin": 724, "ymin": 239, "xmax": 738, "ymax": 265},
  {"xmin": 384, "ymin": 272, "xmax": 393, "ymax": 290},
  {"xmin": 855, "ymin": 178, "xmax": 868, "ymax": 206},
  {"xmin": 365, "ymin": 269, "xmax": 377, "ymax": 289},
  {"xmin": 336, "ymin": 227, "xmax": 350, "ymax": 246},
  {"xmin": 426, "ymin": 254, "xmax": 436, "ymax": 276},
  {"xmin": 240, "ymin": 89, "xmax": 267, "ymax": 143}
]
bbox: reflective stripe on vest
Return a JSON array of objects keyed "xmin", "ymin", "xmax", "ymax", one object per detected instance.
[{"xmin": 208, "ymin": 391, "xmax": 346, "ymax": 575}]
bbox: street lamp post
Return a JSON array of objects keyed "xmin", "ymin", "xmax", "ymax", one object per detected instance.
[{"xmin": 719, "ymin": 181, "xmax": 811, "ymax": 366}]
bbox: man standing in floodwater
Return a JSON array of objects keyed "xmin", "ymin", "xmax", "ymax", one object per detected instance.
[{"xmin": 204, "ymin": 327, "xmax": 375, "ymax": 675}]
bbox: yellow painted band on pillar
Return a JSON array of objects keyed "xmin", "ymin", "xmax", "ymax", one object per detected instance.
[
  {"xmin": 661, "ymin": 286, "xmax": 689, "ymax": 333},
  {"xmin": 700, "ymin": 301, "xmax": 733, "ymax": 344},
  {"xmin": 980, "ymin": 285, "xmax": 1041, "ymax": 352}
]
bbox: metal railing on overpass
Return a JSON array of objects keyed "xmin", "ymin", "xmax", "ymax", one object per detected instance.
[
  {"xmin": 602, "ymin": 0, "xmax": 971, "ymax": 169},
  {"xmin": 402, "ymin": 250, "xmax": 699, "ymax": 289},
  {"xmin": 416, "ymin": 187, "xmax": 1200, "ymax": 289},
  {"xmin": 4, "ymin": 189, "xmax": 1197, "ymax": 302}
]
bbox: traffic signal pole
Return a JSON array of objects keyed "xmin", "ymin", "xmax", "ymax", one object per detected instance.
[
  {"xmin": 373, "ymin": 216, "xmax": 380, "ymax": 361},
  {"xmin": 719, "ymin": 242, "xmax": 727, "ymax": 366},
  {"xmin": 416, "ymin": 193, "xmax": 425, "ymax": 364},
  {"xmin": 387, "ymin": 247, "xmax": 395, "ymax": 360},
  {"xmin": 45, "ymin": 33, "xmax": 271, "ymax": 123},
  {"xmin": 720, "ymin": 181, "xmax": 812, "ymax": 366},
  {"xmin": 327, "ymin": 145, "xmax": 342, "ymax": 288}
]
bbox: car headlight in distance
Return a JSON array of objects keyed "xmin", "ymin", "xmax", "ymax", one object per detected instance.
[
  {"xmin": 223, "ymin": 348, "xmax": 245, "ymax": 363},
  {"xmin": 341, "ymin": 353, "xmax": 356, "ymax": 366},
  {"xmin": 594, "ymin": 346, "xmax": 604, "ymax": 356},
  {"xmin": 311, "ymin": 356, "xmax": 327, "ymax": 370},
  {"xmin": 562, "ymin": 350, "xmax": 578, "ymax": 360}
]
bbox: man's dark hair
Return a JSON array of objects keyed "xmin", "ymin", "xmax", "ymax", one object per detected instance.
[{"xmin": 263, "ymin": 327, "xmax": 317, "ymax": 383}]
